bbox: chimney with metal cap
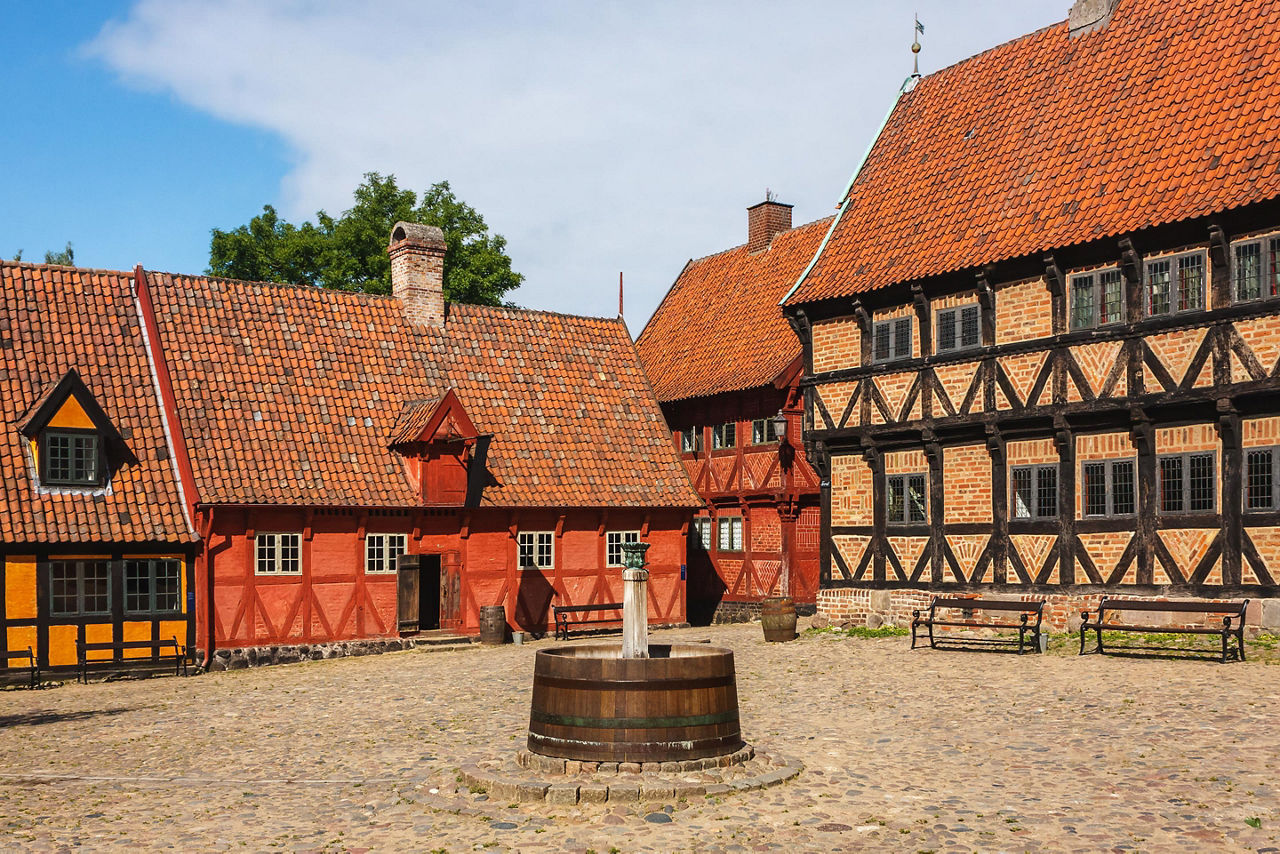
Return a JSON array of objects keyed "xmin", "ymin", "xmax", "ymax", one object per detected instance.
[
  {"xmin": 747, "ymin": 195, "xmax": 793, "ymax": 254},
  {"xmin": 388, "ymin": 221, "xmax": 447, "ymax": 329}
]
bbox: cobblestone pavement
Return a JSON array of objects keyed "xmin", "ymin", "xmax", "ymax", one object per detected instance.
[{"xmin": 2, "ymin": 622, "xmax": 1279, "ymax": 853}]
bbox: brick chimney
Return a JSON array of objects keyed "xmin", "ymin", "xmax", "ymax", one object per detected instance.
[
  {"xmin": 388, "ymin": 222, "xmax": 447, "ymax": 329},
  {"xmin": 1068, "ymin": 0, "xmax": 1120, "ymax": 37},
  {"xmin": 747, "ymin": 199, "xmax": 793, "ymax": 253}
]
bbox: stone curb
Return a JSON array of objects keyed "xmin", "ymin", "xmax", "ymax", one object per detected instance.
[{"xmin": 457, "ymin": 749, "xmax": 802, "ymax": 806}]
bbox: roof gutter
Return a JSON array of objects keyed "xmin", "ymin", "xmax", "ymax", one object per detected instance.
[{"xmin": 780, "ymin": 74, "xmax": 920, "ymax": 308}]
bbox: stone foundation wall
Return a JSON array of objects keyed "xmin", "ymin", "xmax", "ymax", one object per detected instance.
[
  {"xmin": 815, "ymin": 588, "xmax": 1280, "ymax": 632},
  {"xmin": 712, "ymin": 600, "xmax": 816, "ymax": 624},
  {"xmin": 199, "ymin": 638, "xmax": 417, "ymax": 672}
]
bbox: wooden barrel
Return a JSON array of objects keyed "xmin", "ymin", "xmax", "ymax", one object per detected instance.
[
  {"xmin": 761, "ymin": 597, "xmax": 797, "ymax": 642},
  {"xmin": 527, "ymin": 643, "xmax": 742, "ymax": 762},
  {"xmin": 478, "ymin": 605, "xmax": 507, "ymax": 645}
]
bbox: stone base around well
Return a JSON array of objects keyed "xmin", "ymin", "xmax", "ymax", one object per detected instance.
[{"xmin": 458, "ymin": 744, "xmax": 801, "ymax": 805}]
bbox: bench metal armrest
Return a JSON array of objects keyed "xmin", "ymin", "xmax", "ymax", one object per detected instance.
[{"xmin": 1019, "ymin": 613, "xmax": 1029, "ymax": 626}]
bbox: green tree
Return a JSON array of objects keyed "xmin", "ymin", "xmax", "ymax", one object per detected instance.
[
  {"xmin": 209, "ymin": 173, "xmax": 522, "ymax": 305},
  {"xmin": 44, "ymin": 241, "xmax": 73, "ymax": 265}
]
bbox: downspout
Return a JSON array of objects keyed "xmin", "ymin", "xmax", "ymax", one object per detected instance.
[{"xmin": 780, "ymin": 75, "xmax": 920, "ymax": 308}]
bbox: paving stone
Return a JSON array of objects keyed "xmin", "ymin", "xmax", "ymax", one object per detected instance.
[
  {"xmin": 607, "ymin": 783, "xmax": 641, "ymax": 802},
  {"xmin": 577, "ymin": 784, "xmax": 609, "ymax": 804},
  {"xmin": 545, "ymin": 783, "xmax": 579, "ymax": 805}
]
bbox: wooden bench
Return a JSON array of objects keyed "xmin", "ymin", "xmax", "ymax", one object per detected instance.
[
  {"xmin": 912, "ymin": 597, "xmax": 1045, "ymax": 654},
  {"xmin": 553, "ymin": 603, "xmax": 623, "ymax": 641},
  {"xmin": 2, "ymin": 647, "xmax": 38, "ymax": 689},
  {"xmin": 1079, "ymin": 598, "xmax": 1248, "ymax": 663},
  {"xmin": 77, "ymin": 637, "xmax": 188, "ymax": 684}
]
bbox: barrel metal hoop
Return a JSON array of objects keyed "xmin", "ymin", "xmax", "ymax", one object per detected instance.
[
  {"xmin": 529, "ymin": 709, "xmax": 740, "ymax": 729},
  {"xmin": 533, "ymin": 673, "xmax": 735, "ymax": 691}
]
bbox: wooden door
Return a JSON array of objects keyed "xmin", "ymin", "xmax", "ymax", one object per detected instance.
[
  {"xmin": 441, "ymin": 550, "xmax": 462, "ymax": 630},
  {"xmin": 397, "ymin": 555, "xmax": 421, "ymax": 634}
]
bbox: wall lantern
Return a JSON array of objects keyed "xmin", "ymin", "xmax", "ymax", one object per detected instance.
[{"xmin": 771, "ymin": 412, "xmax": 788, "ymax": 442}]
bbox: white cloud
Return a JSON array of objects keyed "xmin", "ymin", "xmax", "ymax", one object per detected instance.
[{"xmin": 88, "ymin": 0, "xmax": 1067, "ymax": 327}]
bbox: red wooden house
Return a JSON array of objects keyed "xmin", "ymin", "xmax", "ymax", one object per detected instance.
[
  {"xmin": 2, "ymin": 223, "xmax": 700, "ymax": 674},
  {"xmin": 637, "ymin": 202, "xmax": 825, "ymax": 621}
]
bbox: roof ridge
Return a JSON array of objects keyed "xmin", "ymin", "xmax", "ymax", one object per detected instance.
[
  {"xmin": 916, "ymin": 18, "xmax": 1065, "ymax": 84},
  {"xmin": 0, "ymin": 259, "xmax": 133, "ymax": 277},
  {"xmin": 149, "ymin": 269, "xmax": 398, "ymax": 303},
  {"xmin": 452, "ymin": 301, "xmax": 627, "ymax": 327},
  {"xmin": 685, "ymin": 214, "xmax": 838, "ymax": 266}
]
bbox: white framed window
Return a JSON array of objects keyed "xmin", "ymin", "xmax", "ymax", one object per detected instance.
[
  {"xmin": 886, "ymin": 473, "xmax": 927, "ymax": 524},
  {"xmin": 690, "ymin": 517, "xmax": 712, "ymax": 551},
  {"xmin": 680, "ymin": 428, "xmax": 703, "ymax": 454},
  {"xmin": 1069, "ymin": 267, "xmax": 1124, "ymax": 330},
  {"xmin": 1232, "ymin": 234, "xmax": 1280, "ymax": 302},
  {"xmin": 1146, "ymin": 250, "xmax": 1206, "ymax": 316},
  {"xmin": 711, "ymin": 423, "xmax": 736, "ymax": 450},
  {"xmin": 606, "ymin": 530, "xmax": 640, "ymax": 566},
  {"xmin": 256, "ymin": 533, "xmax": 302, "ymax": 575},
  {"xmin": 1011, "ymin": 465, "xmax": 1058, "ymax": 519},
  {"xmin": 872, "ymin": 317, "xmax": 912, "ymax": 363},
  {"xmin": 717, "ymin": 516, "xmax": 743, "ymax": 552},
  {"xmin": 1081, "ymin": 459, "xmax": 1136, "ymax": 517},
  {"xmin": 518, "ymin": 531, "xmax": 554, "ymax": 569},
  {"xmin": 124, "ymin": 558, "xmax": 182, "ymax": 614},
  {"xmin": 751, "ymin": 418, "xmax": 779, "ymax": 444},
  {"xmin": 935, "ymin": 304, "xmax": 981, "ymax": 353},
  {"xmin": 1158, "ymin": 452, "xmax": 1216, "ymax": 514},
  {"xmin": 365, "ymin": 533, "xmax": 408, "ymax": 573}
]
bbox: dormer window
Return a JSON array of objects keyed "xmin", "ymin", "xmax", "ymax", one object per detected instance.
[
  {"xmin": 19, "ymin": 369, "xmax": 134, "ymax": 492},
  {"xmin": 43, "ymin": 430, "xmax": 102, "ymax": 486}
]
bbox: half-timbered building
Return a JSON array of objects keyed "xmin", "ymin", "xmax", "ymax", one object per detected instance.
[
  {"xmin": 638, "ymin": 201, "xmax": 825, "ymax": 621},
  {"xmin": 1, "ymin": 223, "xmax": 700, "ymax": 675},
  {"xmin": 782, "ymin": 0, "xmax": 1280, "ymax": 630}
]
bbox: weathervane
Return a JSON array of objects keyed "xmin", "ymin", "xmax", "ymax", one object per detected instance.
[{"xmin": 911, "ymin": 14, "xmax": 925, "ymax": 78}]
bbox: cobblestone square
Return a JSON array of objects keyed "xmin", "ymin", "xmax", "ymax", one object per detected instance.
[{"xmin": 2, "ymin": 622, "xmax": 1279, "ymax": 852}]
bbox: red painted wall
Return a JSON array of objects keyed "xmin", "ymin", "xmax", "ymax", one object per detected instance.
[{"xmin": 195, "ymin": 505, "xmax": 689, "ymax": 653}]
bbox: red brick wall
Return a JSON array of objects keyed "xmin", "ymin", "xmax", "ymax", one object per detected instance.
[{"xmin": 943, "ymin": 444, "xmax": 992, "ymax": 524}]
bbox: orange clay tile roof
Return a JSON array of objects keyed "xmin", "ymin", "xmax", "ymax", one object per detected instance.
[
  {"xmin": 387, "ymin": 396, "xmax": 449, "ymax": 447},
  {"xmin": 145, "ymin": 273, "xmax": 701, "ymax": 509},
  {"xmin": 786, "ymin": 0, "xmax": 1280, "ymax": 306},
  {"xmin": 0, "ymin": 262, "xmax": 195, "ymax": 544},
  {"xmin": 637, "ymin": 216, "xmax": 833, "ymax": 402}
]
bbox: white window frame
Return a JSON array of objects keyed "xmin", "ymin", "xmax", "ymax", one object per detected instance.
[
  {"xmin": 1145, "ymin": 249, "xmax": 1206, "ymax": 316},
  {"xmin": 256, "ymin": 532, "xmax": 302, "ymax": 575},
  {"xmin": 606, "ymin": 530, "xmax": 640, "ymax": 567},
  {"xmin": 365, "ymin": 533, "xmax": 408, "ymax": 574},
  {"xmin": 518, "ymin": 531, "xmax": 554, "ymax": 570},
  {"xmin": 935, "ymin": 304, "xmax": 981, "ymax": 353},
  {"xmin": 1231, "ymin": 233, "xmax": 1280, "ymax": 303},
  {"xmin": 872, "ymin": 316, "xmax": 912, "ymax": 364},
  {"xmin": 716, "ymin": 516, "xmax": 743, "ymax": 552}
]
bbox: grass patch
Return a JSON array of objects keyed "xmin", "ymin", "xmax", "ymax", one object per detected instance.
[{"xmin": 805, "ymin": 625, "xmax": 909, "ymax": 639}]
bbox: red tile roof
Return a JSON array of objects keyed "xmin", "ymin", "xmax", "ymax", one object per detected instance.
[
  {"xmin": 637, "ymin": 216, "xmax": 833, "ymax": 402},
  {"xmin": 145, "ymin": 273, "xmax": 701, "ymax": 509},
  {"xmin": 0, "ymin": 262, "xmax": 195, "ymax": 544},
  {"xmin": 786, "ymin": 0, "xmax": 1280, "ymax": 306}
]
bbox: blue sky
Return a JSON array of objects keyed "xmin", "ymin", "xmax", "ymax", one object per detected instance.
[{"xmin": 2, "ymin": 1, "xmax": 1067, "ymax": 326}]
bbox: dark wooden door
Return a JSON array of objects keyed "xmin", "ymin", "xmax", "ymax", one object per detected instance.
[
  {"xmin": 419, "ymin": 554, "xmax": 442, "ymax": 630},
  {"xmin": 397, "ymin": 555, "xmax": 421, "ymax": 634},
  {"xmin": 441, "ymin": 550, "xmax": 462, "ymax": 630}
]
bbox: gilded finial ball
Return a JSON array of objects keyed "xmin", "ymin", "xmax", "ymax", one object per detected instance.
[{"xmin": 911, "ymin": 40, "xmax": 921, "ymax": 54}]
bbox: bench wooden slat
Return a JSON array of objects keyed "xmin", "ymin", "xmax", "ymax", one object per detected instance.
[
  {"xmin": 553, "ymin": 603, "xmax": 624, "ymax": 640},
  {"xmin": 77, "ymin": 637, "xmax": 187, "ymax": 683},
  {"xmin": 2, "ymin": 647, "xmax": 38, "ymax": 689},
  {"xmin": 1080, "ymin": 598, "xmax": 1248, "ymax": 662},
  {"xmin": 911, "ymin": 597, "xmax": 1044, "ymax": 654}
]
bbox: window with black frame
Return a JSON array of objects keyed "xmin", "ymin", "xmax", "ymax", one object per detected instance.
[
  {"xmin": 1081, "ymin": 459, "xmax": 1136, "ymax": 517},
  {"xmin": 49, "ymin": 559, "xmax": 111, "ymax": 617},
  {"xmin": 1011, "ymin": 464, "xmax": 1058, "ymax": 519},
  {"xmin": 124, "ymin": 559, "xmax": 183, "ymax": 614},
  {"xmin": 41, "ymin": 430, "xmax": 102, "ymax": 486},
  {"xmin": 885, "ymin": 473, "xmax": 927, "ymax": 524},
  {"xmin": 1245, "ymin": 447, "xmax": 1280, "ymax": 511}
]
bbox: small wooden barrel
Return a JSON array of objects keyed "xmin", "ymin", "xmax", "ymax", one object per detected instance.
[
  {"xmin": 528, "ymin": 644, "xmax": 742, "ymax": 762},
  {"xmin": 478, "ymin": 605, "xmax": 507, "ymax": 645},
  {"xmin": 761, "ymin": 597, "xmax": 797, "ymax": 642}
]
